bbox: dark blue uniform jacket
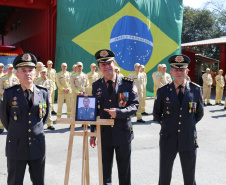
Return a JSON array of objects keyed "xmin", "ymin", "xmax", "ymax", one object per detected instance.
[
  {"xmin": 153, "ymin": 81, "xmax": 204, "ymax": 152},
  {"xmin": 0, "ymin": 84, "xmax": 50, "ymax": 160},
  {"xmin": 91, "ymin": 75, "xmax": 139, "ymax": 146}
]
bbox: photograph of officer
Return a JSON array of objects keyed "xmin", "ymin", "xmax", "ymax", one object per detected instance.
[
  {"xmin": 90, "ymin": 49, "xmax": 139, "ymax": 185},
  {"xmin": 153, "ymin": 54, "xmax": 204, "ymax": 185},
  {"xmin": 77, "ymin": 97, "xmax": 95, "ymax": 121},
  {"xmin": 0, "ymin": 53, "xmax": 50, "ymax": 185}
]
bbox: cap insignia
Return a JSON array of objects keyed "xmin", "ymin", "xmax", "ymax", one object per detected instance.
[
  {"xmin": 175, "ymin": 56, "xmax": 184, "ymax": 63},
  {"xmin": 21, "ymin": 54, "xmax": 31, "ymax": 61},
  {"xmin": 100, "ymin": 50, "xmax": 109, "ymax": 57}
]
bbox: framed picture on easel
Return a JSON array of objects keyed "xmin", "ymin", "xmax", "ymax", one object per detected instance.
[{"xmin": 75, "ymin": 96, "xmax": 97, "ymax": 121}]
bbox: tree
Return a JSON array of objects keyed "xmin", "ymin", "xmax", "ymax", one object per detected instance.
[{"xmin": 182, "ymin": 6, "xmax": 225, "ymax": 62}]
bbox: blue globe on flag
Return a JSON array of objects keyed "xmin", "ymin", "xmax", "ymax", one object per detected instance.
[{"xmin": 110, "ymin": 15, "xmax": 153, "ymax": 71}]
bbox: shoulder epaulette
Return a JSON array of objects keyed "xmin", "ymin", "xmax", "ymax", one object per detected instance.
[
  {"xmin": 58, "ymin": 71, "xmax": 63, "ymax": 75},
  {"xmin": 159, "ymin": 83, "xmax": 169, "ymax": 89},
  {"xmin": 5, "ymin": 84, "xmax": 19, "ymax": 91},
  {"xmin": 2, "ymin": 74, "xmax": 8, "ymax": 78},
  {"xmin": 36, "ymin": 85, "xmax": 48, "ymax": 90},
  {"xmin": 122, "ymin": 77, "xmax": 133, "ymax": 83},
  {"xmin": 190, "ymin": 81, "xmax": 201, "ymax": 87}
]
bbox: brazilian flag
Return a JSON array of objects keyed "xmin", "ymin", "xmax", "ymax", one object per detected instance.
[{"xmin": 55, "ymin": 0, "xmax": 183, "ymax": 96}]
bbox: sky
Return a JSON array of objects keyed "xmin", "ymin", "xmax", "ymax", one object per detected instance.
[{"xmin": 183, "ymin": 0, "xmax": 208, "ymax": 9}]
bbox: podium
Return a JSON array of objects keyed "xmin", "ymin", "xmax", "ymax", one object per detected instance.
[{"xmin": 56, "ymin": 117, "xmax": 114, "ymax": 185}]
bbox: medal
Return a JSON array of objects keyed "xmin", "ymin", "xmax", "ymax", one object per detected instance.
[
  {"xmin": 189, "ymin": 102, "xmax": 192, "ymax": 113},
  {"xmin": 166, "ymin": 97, "xmax": 169, "ymax": 101},
  {"xmin": 12, "ymin": 101, "xmax": 17, "ymax": 106},
  {"xmin": 39, "ymin": 104, "xmax": 42, "ymax": 118},
  {"xmin": 166, "ymin": 111, "xmax": 170, "ymax": 114},
  {"xmin": 13, "ymin": 97, "xmax": 17, "ymax": 100},
  {"xmin": 14, "ymin": 115, "xmax": 17, "ymax": 121}
]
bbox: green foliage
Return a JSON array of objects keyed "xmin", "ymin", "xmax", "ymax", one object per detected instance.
[{"xmin": 182, "ymin": 5, "xmax": 226, "ymax": 61}]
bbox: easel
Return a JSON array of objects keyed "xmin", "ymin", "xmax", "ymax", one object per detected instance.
[{"xmin": 56, "ymin": 117, "xmax": 114, "ymax": 185}]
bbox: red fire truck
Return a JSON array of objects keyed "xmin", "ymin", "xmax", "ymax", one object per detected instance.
[{"xmin": 0, "ymin": 45, "xmax": 23, "ymax": 73}]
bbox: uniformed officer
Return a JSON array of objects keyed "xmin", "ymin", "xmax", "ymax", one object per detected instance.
[
  {"xmin": 0, "ymin": 63, "xmax": 5, "ymax": 133},
  {"xmin": 153, "ymin": 54, "xmax": 204, "ymax": 185},
  {"xmin": 35, "ymin": 61, "xmax": 45, "ymax": 80},
  {"xmin": 46, "ymin": 60, "xmax": 57, "ymax": 114},
  {"xmin": 35, "ymin": 67, "xmax": 55, "ymax": 130},
  {"xmin": 159, "ymin": 64, "xmax": 172, "ymax": 87},
  {"xmin": 186, "ymin": 69, "xmax": 191, "ymax": 82},
  {"xmin": 56, "ymin": 63, "xmax": 72, "ymax": 118},
  {"xmin": 0, "ymin": 64, "xmax": 20, "ymax": 133},
  {"xmin": 0, "ymin": 53, "xmax": 50, "ymax": 185},
  {"xmin": 90, "ymin": 49, "xmax": 139, "ymax": 185},
  {"xmin": 225, "ymin": 73, "xmax": 226, "ymax": 109},
  {"xmin": 70, "ymin": 62, "xmax": 89, "ymax": 118},
  {"xmin": 128, "ymin": 63, "xmax": 145, "ymax": 122},
  {"xmin": 97, "ymin": 66, "xmax": 103, "ymax": 79},
  {"xmin": 0, "ymin": 63, "xmax": 4, "ymax": 77},
  {"xmin": 140, "ymin": 65, "xmax": 148, "ymax": 115},
  {"xmin": 87, "ymin": 63, "xmax": 99, "ymax": 96},
  {"xmin": 215, "ymin": 69, "xmax": 225, "ymax": 105},
  {"xmin": 152, "ymin": 64, "xmax": 163, "ymax": 99},
  {"xmin": 77, "ymin": 97, "xmax": 95, "ymax": 120},
  {"xmin": 115, "ymin": 66, "xmax": 124, "ymax": 77},
  {"xmin": 71, "ymin": 64, "xmax": 78, "ymax": 75},
  {"xmin": 202, "ymin": 68, "xmax": 213, "ymax": 106}
]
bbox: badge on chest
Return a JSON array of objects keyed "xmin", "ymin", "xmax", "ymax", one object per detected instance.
[{"xmin": 118, "ymin": 92, "xmax": 129, "ymax": 108}]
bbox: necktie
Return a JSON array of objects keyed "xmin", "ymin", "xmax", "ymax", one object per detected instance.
[
  {"xmin": 25, "ymin": 89, "xmax": 33, "ymax": 108},
  {"xmin": 107, "ymin": 80, "xmax": 113, "ymax": 96},
  {"xmin": 178, "ymin": 85, "xmax": 184, "ymax": 105}
]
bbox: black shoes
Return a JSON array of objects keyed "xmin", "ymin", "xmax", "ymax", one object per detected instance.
[
  {"xmin": 137, "ymin": 119, "xmax": 145, "ymax": 123},
  {"xmin": 51, "ymin": 111, "xmax": 57, "ymax": 115},
  {"xmin": 0, "ymin": 129, "xmax": 4, "ymax": 133},
  {"xmin": 141, "ymin": 112, "xmax": 149, "ymax": 115},
  {"xmin": 224, "ymin": 107, "xmax": 226, "ymax": 110},
  {"xmin": 207, "ymin": 103, "xmax": 212, "ymax": 106},
  {"xmin": 215, "ymin": 103, "xmax": 219, "ymax": 105},
  {"xmin": 47, "ymin": 126, "xmax": 55, "ymax": 130},
  {"xmin": 204, "ymin": 103, "xmax": 207, "ymax": 106}
]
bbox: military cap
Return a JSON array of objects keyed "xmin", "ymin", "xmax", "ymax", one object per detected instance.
[
  {"xmin": 206, "ymin": 68, "xmax": 210, "ymax": 71},
  {"xmin": 7, "ymin": 64, "xmax": 13, "ymax": 68},
  {"xmin": 61, "ymin": 63, "xmax": 67, "ymax": 67},
  {"xmin": 168, "ymin": 54, "xmax": 190, "ymax": 69},
  {"xmin": 47, "ymin": 60, "xmax": 53, "ymax": 65},
  {"xmin": 162, "ymin": 64, "xmax": 167, "ymax": 68},
  {"xmin": 90, "ymin": 63, "xmax": 97, "ymax": 67},
  {"xmin": 0, "ymin": 63, "xmax": 4, "ymax": 67},
  {"xmin": 219, "ymin": 69, "xmax": 223, "ymax": 72},
  {"xmin": 157, "ymin": 64, "xmax": 163, "ymax": 68},
  {"xmin": 140, "ymin": 65, "xmax": 145, "ymax": 69},
  {"xmin": 77, "ymin": 62, "xmax": 83, "ymax": 67},
  {"xmin": 95, "ymin": 49, "xmax": 115, "ymax": 63},
  {"xmin": 72, "ymin": 64, "xmax": 77, "ymax": 68},
  {"xmin": 134, "ymin": 63, "xmax": 141, "ymax": 67},
  {"xmin": 41, "ymin": 67, "xmax": 47, "ymax": 73},
  {"xmin": 36, "ymin": 62, "xmax": 45, "ymax": 67},
  {"xmin": 13, "ymin": 53, "xmax": 37, "ymax": 69}
]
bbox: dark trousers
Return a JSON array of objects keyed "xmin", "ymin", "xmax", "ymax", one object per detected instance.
[
  {"xmin": 159, "ymin": 149, "xmax": 196, "ymax": 185},
  {"xmin": 7, "ymin": 157, "xmax": 45, "ymax": 185},
  {"xmin": 102, "ymin": 142, "xmax": 131, "ymax": 185}
]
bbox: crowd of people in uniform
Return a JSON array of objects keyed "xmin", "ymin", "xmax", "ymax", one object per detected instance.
[
  {"xmin": 0, "ymin": 49, "xmax": 225, "ymax": 185},
  {"xmin": 0, "ymin": 57, "xmax": 226, "ymax": 134}
]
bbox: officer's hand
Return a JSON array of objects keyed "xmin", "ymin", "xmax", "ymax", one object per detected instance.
[
  {"xmin": 104, "ymin": 108, "xmax": 116, "ymax": 118},
  {"xmin": 90, "ymin": 137, "xmax": 96, "ymax": 148}
]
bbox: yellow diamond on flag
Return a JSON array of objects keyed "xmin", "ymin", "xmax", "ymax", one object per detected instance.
[{"xmin": 72, "ymin": 2, "xmax": 178, "ymax": 76}]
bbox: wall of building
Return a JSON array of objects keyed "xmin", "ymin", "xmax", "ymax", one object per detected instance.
[{"xmin": 4, "ymin": 8, "xmax": 48, "ymax": 63}]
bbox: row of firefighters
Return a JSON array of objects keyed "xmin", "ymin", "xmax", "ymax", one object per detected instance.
[{"xmin": 0, "ymin": 61, "xmax": 226, "ymax": 131}]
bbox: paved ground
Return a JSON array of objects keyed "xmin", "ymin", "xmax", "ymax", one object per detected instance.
[{"xmin": 0, "ymin": 96, "xmax": 226, "ymax": 185}]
